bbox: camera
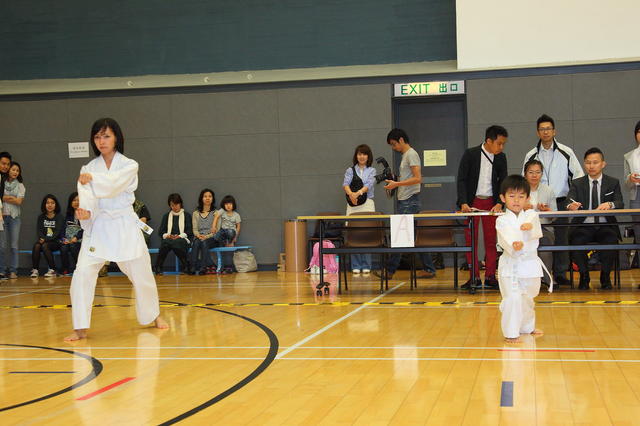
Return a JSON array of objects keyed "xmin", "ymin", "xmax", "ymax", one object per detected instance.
[{"xmin": 374, "ymin": 157, "xmax": 398, "ymax": 197}]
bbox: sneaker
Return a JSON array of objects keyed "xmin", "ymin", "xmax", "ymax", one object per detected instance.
[
  {"xmin": 30, "ymin": 269, "xmax": 39, "ymax": 278},
  {"xmin": 362, "ymin": 269, "xmax": 371, "ymax": 274},
  {"xmin": 44, "ymin": 269, "xmax": 57, "ymax": 277},
  {"xmin": 0, "ymin": 273, "xmax": 7, "ymax": 281},
  {"xmin": 417, "ymin": 270, "xmax": 435, "ymax": 279},
  {"xmin": 9, "ymin": 272, "xmax": 17, "ymax": 279},
  {"xmin": 352, "ymin": 269, "xmax": 361, "ymax": 274}
]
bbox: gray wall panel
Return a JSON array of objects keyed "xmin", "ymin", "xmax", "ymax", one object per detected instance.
[
  {"xmin": 173, "ymin": 134, "xmax": 280, "ymax": 179},
  {"xmin": 66, "ymin": 96, "xmax": 173, "ymax": 141},
  {"xmin": 572, "ymin": 119, "xmax": 637, "ymax": 165},
  {"xmin": 278, "ymin": 85, "xmax": 391, "ymax": 132},
  {"xmin": 467, "ymin": 75, "xmax": 572, "ymax": 125},
  {"xmin": 172, "ymin": 91, "xmax": 279, "ymax": 137},
  {"xmin": 573, "ymin": 71, "xmax": 640, "ymax": 120},
  {"xmin": 279, "ymin": 129, "xmax": 390, "ymax": 176},
  {"xmin": 0, "ymin": 100, "xmax": 68, "ymax": 144}
]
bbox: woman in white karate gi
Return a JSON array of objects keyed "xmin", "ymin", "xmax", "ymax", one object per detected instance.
[
  {"xmin": 65, "ymin": 118, "xmax": 168, "ymax": 341},
  {"xmin": 496, "ymin": 175, "xmax": 551, "ymax": 343}
]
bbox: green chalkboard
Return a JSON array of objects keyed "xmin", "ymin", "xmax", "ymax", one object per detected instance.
[{"xmin": 1, "ymin": 0, "xmax": 456, "ymax": 80}]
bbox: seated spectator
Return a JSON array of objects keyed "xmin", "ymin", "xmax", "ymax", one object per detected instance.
[
  {"xmin": 212, "ymin": 195, "xmax": 241, "ymax": 247},
  {"xmin": 31, "ymin": 194, "xmax": 64, "ymax": 277},
  {"xmin": 190, "ymin": 189, "xmax": 217, "ymax": 275},
  {"xmin": 523, "ymin": 159, "xmax": 557, "ymax": 285},
  {"xmin": 2, "ymin": 161, "xmax": 24, "ymax": 279},
  {"xmin": 566, "ymin": 148, "xmax": 623, "ymax": 290},
  {"xmin": 155, "ymin": 193, "xmax": 192, "ymax": 275},
  {"xmin": 60, "ymin": 192, "xmax": 83, "ymax": 276}
]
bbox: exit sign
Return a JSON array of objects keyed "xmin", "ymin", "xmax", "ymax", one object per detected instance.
[{"xmin": 393, "ymin": 81, "xmax": 465, "ymax": 97}]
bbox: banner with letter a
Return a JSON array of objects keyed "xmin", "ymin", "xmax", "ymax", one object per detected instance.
[{"xmin": 390, "ymin": 214, "xmax": 415, "ymax": 248}]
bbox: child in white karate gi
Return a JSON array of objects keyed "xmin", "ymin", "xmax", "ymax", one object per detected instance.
[
  {"xmin": 65, "ymin": 118, "xmax": 168, "ymax": 341},
  {"xmin": 496, "ymin": 175, "xmax": 552, "ymax": 343}
]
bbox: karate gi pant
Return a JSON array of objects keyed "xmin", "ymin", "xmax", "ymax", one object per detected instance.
[
  {"xmin": 70, "ymin": 243, "xmax": 160, "ymax": 330},
  {"xmin": 499, "ymin": 275, "xmax": 541, "ymax": 339}
]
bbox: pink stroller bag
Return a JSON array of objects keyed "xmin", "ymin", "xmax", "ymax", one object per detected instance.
[{"xmin": 307, "ymin": 240, "xmax": 339, "ymax": 273}]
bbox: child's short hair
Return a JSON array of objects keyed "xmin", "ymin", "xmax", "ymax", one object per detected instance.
[
  {"xmin": 500, "ymin": 175, "xmax": 531, "ymax": 197},
  {"xmin": 41, "ymin": 194, "xmax": 61, "ymax": 214},
  {"xmin": 220, "ymin": 195, "xmax": 237, "ymax": 211},
  {"xmin": 167, "ymin": 193, "xmax": 183, "ymax": 207}
]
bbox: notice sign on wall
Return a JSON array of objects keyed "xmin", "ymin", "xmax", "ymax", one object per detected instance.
[
  {"xmin": 393, "ymin": 81, "xmax": 465, "ymax": 97},
  {"xmin": 424, "ymin": 150, "xmax": 447, "ymax": 167},
  {"xmin": 68, "ymin": 142, "xmax": 90, "ymax": 158}
]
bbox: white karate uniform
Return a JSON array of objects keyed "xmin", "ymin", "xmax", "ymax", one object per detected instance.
[
  {"xmin": 496, "ymin": 209, "xmax": 550, "ymax": 339},
  {"xmin": 70, "ymin": 152, "xmax": 160, "ymax": 330}
]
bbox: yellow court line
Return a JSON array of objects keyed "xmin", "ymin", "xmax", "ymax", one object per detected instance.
[{"xmin": 1, "ymin": 300, "xmax": 639, "ymax": 309}]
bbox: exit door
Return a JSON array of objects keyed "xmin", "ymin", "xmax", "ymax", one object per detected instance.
[{"xmin": 392, "ymin": 96, "xmax": 467, "ymax": 212}]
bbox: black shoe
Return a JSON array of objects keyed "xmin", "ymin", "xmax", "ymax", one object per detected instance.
[
  {"xmin": 155, "ymin": 266, "xmax": 163, "ymax": 276},
  {"xmin": 578, "ymin": 273, "xmax": 590, "ymax": 290},
  {"xmin": 372, "ymin": 270, "xmax": 394, "ymax": 280},
  {"xmin": 553, "ymin": 275, "xmax": 571, "ymax": 287},
  {"xmin": 461, "ymin": 278, "xmax": 480, "ymax": 290},
  {"xmin": 484, "ymin": 276, "xmax": 499, "ymax": 289}
]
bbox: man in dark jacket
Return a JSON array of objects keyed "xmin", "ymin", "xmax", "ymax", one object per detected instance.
[
  {"xmin": 565, "ymin": 147, "xmax": 623, "ymax": 290},
  {"xmin": 457, "ymin": 125, "xmax": 508, "ymax": 289}
]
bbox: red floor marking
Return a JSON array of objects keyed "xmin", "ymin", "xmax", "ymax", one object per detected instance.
[
  {"xmin": 497, "ymin": 349, "xmax": 596, "ymax": 353},
  {"xmin": 76, "ymin": 377, "xmax": 135, "ymax": 401}
]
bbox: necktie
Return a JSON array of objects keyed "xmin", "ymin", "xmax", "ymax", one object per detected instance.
[{"xmin": 592, "ymin": 180, "xmax": 599, "ymax": 223}]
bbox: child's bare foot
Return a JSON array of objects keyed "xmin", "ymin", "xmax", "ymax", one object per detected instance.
[
  {"xmin": 64, "ymin": 329, "xmax": 88, "ymax": 342},
  {"xmin": 504, "ymin": 336, "xmax": 521, "ymax": 343},
  {"xmin": 154, "ymin": 316, "xmax": 169, "ymax": 329},
  {"xmin": 530, "ymin": 328, "xmax": 544, "ymax": 336}
]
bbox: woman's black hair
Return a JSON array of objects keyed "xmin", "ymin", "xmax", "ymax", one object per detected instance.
[
  {"xmin": 66, "ymin": 191, "xmax": 79, "ymax": 218},
  {"xmin": 220, "ymin": 195, "xmax": 237, "ymax": 211},
  {"xmin": 167, "ymin": 193, "xmax": 183, "ymax": 207},
  {"xmin": 524, "ymin": 159, "xmax": 544, "ymax": 173},
  {"xmin": 634, "ymin": 120, "xmax": 640, "ymax": 137},
  {"xmin": 197, "ymin": 188, "xmax": 215, "ymax": 213},
  {"xmin": 41, "ymin": 194, "xmax": 61, "ymax": 214},
  {"xmin": 9, "ymin": 161, "xmax": 23, "ymax": 183},
  {"xmin": 352, "ymin": 144, "xmax": 373, "ymax": 167},
  {"xmin": 90, "ymin": 117, "xmax": 125, "ymax": 156}
]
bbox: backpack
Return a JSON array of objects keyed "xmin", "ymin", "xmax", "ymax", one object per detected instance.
[
  {"xmin": 233, "ymin": 249, "xmax": 257, "ymax": 272},
  {"xmin": 307, "ymin": 240, "xmax": 339, "ymax": 273}
]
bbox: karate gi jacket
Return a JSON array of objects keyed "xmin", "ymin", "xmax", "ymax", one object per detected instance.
[
  {"xmin": 77, "ymin": 152, "xmax": 149, "ymax": 262},
  {"xmin": 496, "ymin": 209, "xmax": 546, "ymax": 282}
]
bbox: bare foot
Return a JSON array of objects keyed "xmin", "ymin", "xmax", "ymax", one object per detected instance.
[
  {"xmin": 504, "ymin": 336, "xmax": 521, "ymax": 343},
  {"xmin": 530, "ymin": 329, "xmax": 544, "ymax": 336},
  {"xmin": 154, "ymin": 316, "xmax": 169, "ymax": 329},
  {"xmin": 64, "ymin": 329, "xmax": 88, "ymax": 342}
]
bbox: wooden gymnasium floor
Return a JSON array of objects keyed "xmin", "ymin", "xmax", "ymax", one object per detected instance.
[{"xmin": 2, "ymin": 267, "xmax": 640, "ymax": 425}]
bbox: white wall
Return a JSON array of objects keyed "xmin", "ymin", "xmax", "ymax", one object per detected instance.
[{"xmin": 456, "ymin": 0, "xmax": 640, "ymax": 70}]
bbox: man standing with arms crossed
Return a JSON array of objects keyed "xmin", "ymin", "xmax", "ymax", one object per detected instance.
[{"xmin": 522, "ymin": 114, "xmax": 584, "ymax": 287}]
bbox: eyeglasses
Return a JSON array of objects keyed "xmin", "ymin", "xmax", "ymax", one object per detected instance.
[
  {"xmin": 537, "ymin": 127, "xmax": 554, "ymax": 132},
  {"xmin": 526, "ymin": 170, "xmax": 542, "ymax": 175}
]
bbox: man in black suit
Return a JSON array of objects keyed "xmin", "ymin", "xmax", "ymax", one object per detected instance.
[
  {"xmin": 566, "ymin": 147, "xmax": 623, "ymax": 290},
  {"xmin": 457, "ymin": 125, "xmax": 509, "ymax": 289}
]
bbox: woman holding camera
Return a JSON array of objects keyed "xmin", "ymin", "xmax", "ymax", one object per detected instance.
[{"xmin": 343, "ymin": 144, "xmax": 376, "ymax": 274}]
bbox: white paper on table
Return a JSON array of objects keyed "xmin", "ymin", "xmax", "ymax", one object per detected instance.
[{"xmin": 390, "ymin": 214, "xmax": 415, "ymax": 248}]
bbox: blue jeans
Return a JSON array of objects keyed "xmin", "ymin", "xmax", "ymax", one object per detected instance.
[
  {"xmin": 214, "ymin": 228, "xmax": 236, "ymax": 245},
  {"xmin": 190, "ymin": 237, "xmax": 216, "ymax": 270},
  {"xmin": 2, "ymin": 216, "xmax": 20, "ymax": 273},
  {"xmin": 386, "ymin": 194, "xmax": 435, "ymax": 274},
  {"xmin": 351, "ymin": 254, "xmax": 372, "ymax": 270}
]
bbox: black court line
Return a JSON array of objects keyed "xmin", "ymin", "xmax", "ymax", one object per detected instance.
[
  {"xmin": 0, "ymin": 343, "xmax": 103, "ymax": 412},
  {"xmin": 28, "ymin": 291, "xmax": 280, "ymax": 424}
]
